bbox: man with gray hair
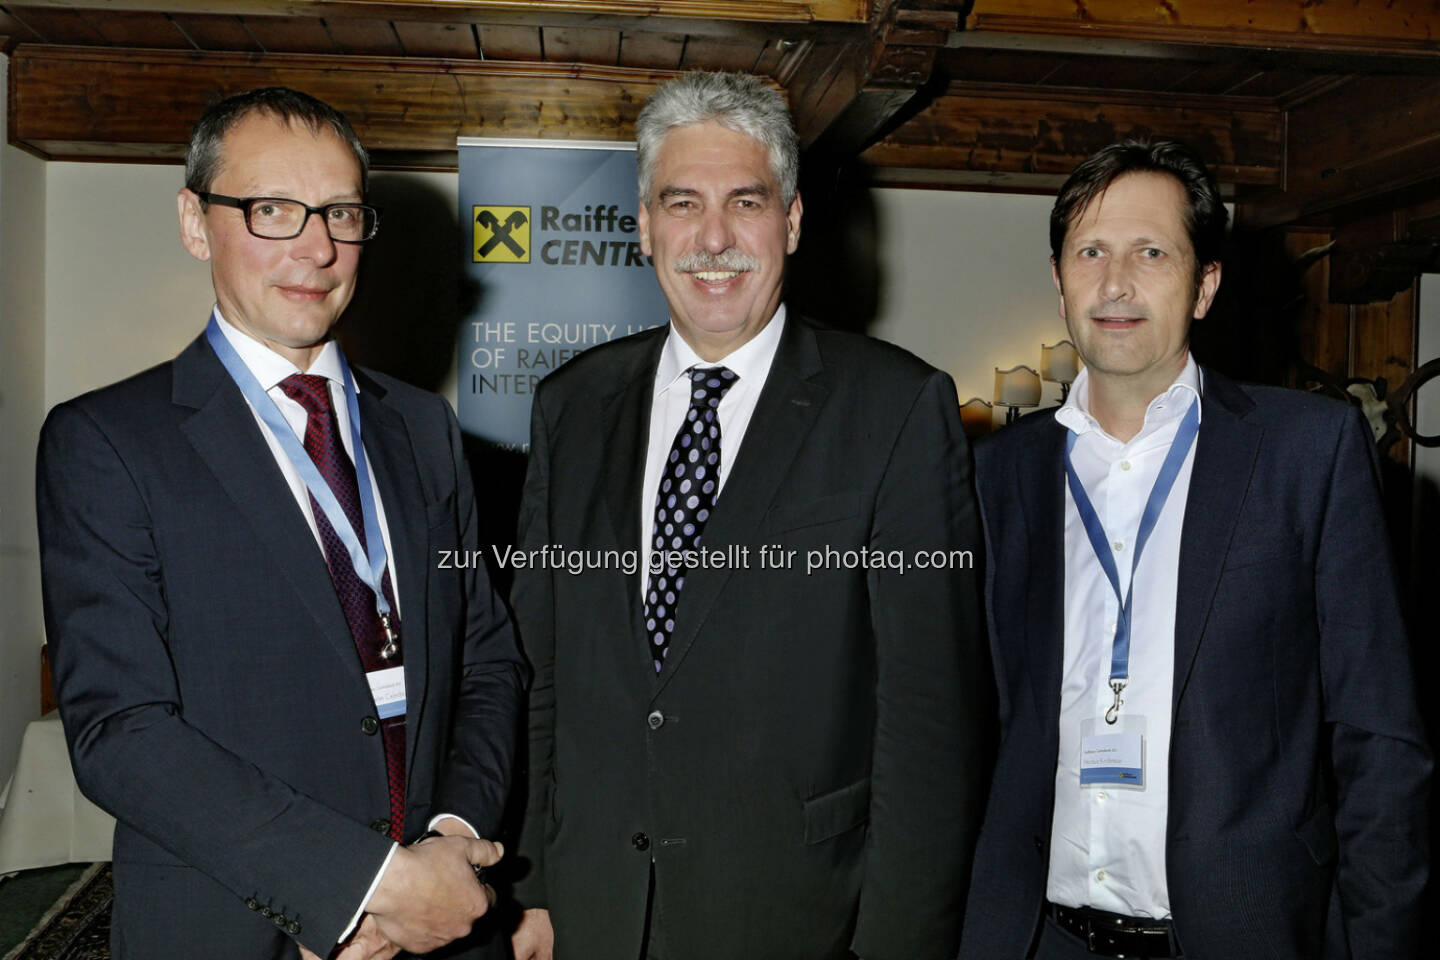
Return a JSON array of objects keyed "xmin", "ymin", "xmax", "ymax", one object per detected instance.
[{"xmin": 509, "ymin": 71, "xmax": 992, "ymax": 960}]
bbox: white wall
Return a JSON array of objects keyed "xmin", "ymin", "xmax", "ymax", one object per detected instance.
[
  {"xmin": 871, "ymin": 189, "xmax": 1066, "ymax": 409},
  {"xmin": 44, "ymin": 164, "xmax": 214, "ymax": 409},
  {"xmin": 0, "ymin": 53, "xmax": 49, "ymax": 786}
]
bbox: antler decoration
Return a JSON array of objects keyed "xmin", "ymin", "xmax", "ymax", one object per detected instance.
[{"xmin": 1296, "ymin": 360, "xmax": 1440, "ymax": 453}]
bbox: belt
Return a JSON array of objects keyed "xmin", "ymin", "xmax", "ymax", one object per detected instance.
[{"xmin": 1047, "ymin": 902, "xmax": 1179, "ymax": 958}]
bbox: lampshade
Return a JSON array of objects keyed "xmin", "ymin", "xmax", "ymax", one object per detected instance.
[
  {"xmin": 994, "ymin": 365, "xmax": 1042, "ymax": 407},
  {"xmin": 1041, "ymin": 340, "xmax": 1080, "ymax": 383},
  {"xmin": 959, "ymin": 397, "xmax": 994, "ymax": 437}
]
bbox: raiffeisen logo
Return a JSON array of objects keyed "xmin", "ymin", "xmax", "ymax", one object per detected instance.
[
  {"xmin": 472, "ymin": 205, "xmax": 531, "ymax": 263},
  {"xmin": 537, "ymin": 204, "xmax": 652, "ymax": 267}
]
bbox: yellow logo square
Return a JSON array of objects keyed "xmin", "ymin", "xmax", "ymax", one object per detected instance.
[{"xmin": 473, "ymin": 205, "xmax": 531, "ymax": 263}]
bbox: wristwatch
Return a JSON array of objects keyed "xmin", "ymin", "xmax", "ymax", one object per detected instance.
[{"xmin": 411, "ymin": 829, "xmax": 488, "ymax": 882}]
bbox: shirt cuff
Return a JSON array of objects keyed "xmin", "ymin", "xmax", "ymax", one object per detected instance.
[
  {"xmin": 338, "ymin": 841, "xmax": 398, "ymax": 943},
  {"xmin": 427, "ymin": 812, "xmax": 479, "ymax": 838}
]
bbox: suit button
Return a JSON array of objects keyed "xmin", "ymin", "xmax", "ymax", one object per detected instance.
[
  {"xmin": 287, "ymin": 920, "xmax": 302, "ymax": 935},
  {"xmin": 245, "ymin": 897, "xmax": 259, "ymax": 911},
  {"xmin": 273, "ymin": 913, "xmax": 288, "ymax": 928},
  {"xmin": 631, "ymin": 832, "xmax": 650, "ymax": 851},
  {"xmin": 371, "ymin": 819, "xmax": 391, "ymax": 835},
  {"xmin": 647, "ymin": 710, "xmax": 664, "ymax": 730},
  {"xmin": 361, "ymin": 716, "xmax": 380, "ymax": 735},
  {"xmin": 259, "ymin": 905, "xmax": 273, "ymax": 919}
]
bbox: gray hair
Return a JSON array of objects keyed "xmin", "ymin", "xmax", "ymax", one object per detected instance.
[
  {"xmin": 635, "ymin": 72, "xmax": 799, "ymax": 206},
  {"xmin": 184, "ymin": 87, "xmax": 369, "ymax": 197}
]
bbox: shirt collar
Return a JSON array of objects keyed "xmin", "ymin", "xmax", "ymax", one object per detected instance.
[
  {"xmin": 1056, "ymin": 351, "xmax": 1202, "ymax": 442},
  {"xmin": 655, "ymin": 304, "xmax": 786, "ymax": 395},
  {"xmin": 212, "ymin": 305, "xmax": 347, "ymax": 392}
]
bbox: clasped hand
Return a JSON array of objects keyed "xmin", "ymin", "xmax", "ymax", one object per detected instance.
[{"xmin": 300, "ymin": 833, "xmax": 503, "ymax": 960}]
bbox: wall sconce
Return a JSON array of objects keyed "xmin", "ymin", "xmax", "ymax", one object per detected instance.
[
  {"xmin": 994, "ymin": 365, "xmax": 1041, "ymax": 425},
  {"xmin": 959, "ymin": 397, "xmax": 994, "ymax": 439},
  {"xmin": 1041, "ymin": 340, "xmax": 1080, "ymax": 403}
]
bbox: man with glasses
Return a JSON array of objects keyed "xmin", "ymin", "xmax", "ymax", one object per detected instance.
[{"xmin": 36, "ymin": 87, "xmax": 525, "ymax": 960}]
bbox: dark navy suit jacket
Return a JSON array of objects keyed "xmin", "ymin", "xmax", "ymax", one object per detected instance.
[
  {"xmin": 36, "ymin": 333, "xmax": 525, "ymax": 959},
  {"xmin": 959, "ymin": 368, "xmax": 1430, "ymax": 960}
]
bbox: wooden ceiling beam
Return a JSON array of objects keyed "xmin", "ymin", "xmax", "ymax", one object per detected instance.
[
  {"xmin": 965, "ymin": 0, "xmax": 1440, "ymax": 60},
  {"xmin": 860, "ymin": 84, "xmax": 1282, "ymax": 189},
  {"xmin": 7, "ymin": 44, "xmax": 681, "ymax": 167},
  {"xmin": 789, "ymin": 1, "xmax": 963, "ymax": 154},
  {"xmin": 947, "ymin": 29, "xmax": 1440, "ymax": 78},
  {"xmin": 1239, "ymin": 74, "xmax": 1440, "ymax": 230},
  {"xmin": 7, "ymin": 1, "xmax": 871, "ymax": 27}
]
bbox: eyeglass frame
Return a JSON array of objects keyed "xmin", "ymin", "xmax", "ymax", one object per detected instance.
[{"xmin": 196, "ymin": 192, "xmax": 381, "ymax": 243}]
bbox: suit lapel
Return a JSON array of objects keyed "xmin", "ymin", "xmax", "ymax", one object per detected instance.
[
  {"xmin": 1020, "ymin": 417, "xmax": 1069, "ymax": 734},
  {"xmin": 653, "ymin": 319, "xmax": 827, "ymax": 698},
  {"xmin": 173, "ymin": 335, "xmax": 364, "ymax": 685},
  {"xmin": 354, "ymin": 376, "xmax": 431, "ymax": 771},
  {"xmin": 1172, "ymin": 369, "xmax": 1261, "ymax": 715},
  {"xmin": 600, "ymin": 337, "xmax": 664, "ymax": 676}
]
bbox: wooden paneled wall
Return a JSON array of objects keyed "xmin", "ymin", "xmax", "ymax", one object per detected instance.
[{"xmin": 1287, "ymin": 230, "xmax": 1419, "ymax": 468}]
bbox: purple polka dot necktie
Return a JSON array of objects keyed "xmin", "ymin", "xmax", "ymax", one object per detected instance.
[
  {"xmin": 644, "ymin": 366, "xmax": 738, "ymax": 673},
  {"xmin": 278, "ymin": 374, "xmax": 406, "ymax": 842}
]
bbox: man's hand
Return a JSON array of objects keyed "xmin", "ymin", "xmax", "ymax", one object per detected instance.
[
  {"xmin": 298, "ymin": 915, "xmax": 401, "ymax": 960},
  {"xmin": 365, "ymin": 835, "xmax": 503, "ymax": 954},
  {"xmin": 511, "ymin": 907, "xmax": 555, "ymax": 960}
]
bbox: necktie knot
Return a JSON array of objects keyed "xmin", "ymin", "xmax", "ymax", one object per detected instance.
[
  {"xmin": 687, "ymin": 366, "xmax": 738, "ymax": 411},
  {"xmin": 278, "ymin": 373, "xmax": 333, "ymax": 417}
]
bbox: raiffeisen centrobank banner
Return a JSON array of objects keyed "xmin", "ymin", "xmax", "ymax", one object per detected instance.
[{"xmin": 457, "ymin": 138, "xmax": 668, "ymax": 450}]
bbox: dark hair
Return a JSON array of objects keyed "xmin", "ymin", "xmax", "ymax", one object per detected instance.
[
  {"xmin": 1049, "ymin": 139, "xmax": 1227, "ymax": 277},
  {"xmin": 184, "ymin": 87, "xmax": 368, "ymax": 196}
]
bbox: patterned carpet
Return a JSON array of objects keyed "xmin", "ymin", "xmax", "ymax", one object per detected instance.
[{"xmin": 2, "ymin": 864, "xmax": 111, "ymax": 960}]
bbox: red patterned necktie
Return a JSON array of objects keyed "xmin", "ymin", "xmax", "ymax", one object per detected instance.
[{"xmin": 278, "ymin": 374, "xmax": 406, "ymax": 842}]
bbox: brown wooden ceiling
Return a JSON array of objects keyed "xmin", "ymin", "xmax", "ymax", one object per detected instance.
[{"xmin": 4, "ymin": 0, "xmax": 1440, "ymax": 237}]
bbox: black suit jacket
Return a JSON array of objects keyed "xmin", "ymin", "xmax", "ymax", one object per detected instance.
[
  {"xmin": 959, "ymin": 368, "xmax": 1430, "ymax": 959},
  {"xmin": 36, "ymin": 333, "xmax": 525, "ymax": 959},
  {"xmin": 510, "ymin": 316, "xmax": 993, "ymax": 960}
]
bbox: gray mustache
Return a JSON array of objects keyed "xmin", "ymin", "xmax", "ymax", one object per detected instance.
[{"xmin": 674, "ymin": 250, "xmax": 760, "ymax": 274}]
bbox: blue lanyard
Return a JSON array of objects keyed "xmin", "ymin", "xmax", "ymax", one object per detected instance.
[
  {"xmin": 1064, "ymin": 399, "xmax": 1199, "ymax": 711},
  {"xmin": 205, "ymin": 316, "xmax": 394, "ymax": 622}
]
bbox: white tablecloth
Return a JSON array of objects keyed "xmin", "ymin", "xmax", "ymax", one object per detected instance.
[{"xmin": 0, "ymin": 714, "xmax": 113, "ymax": 874}]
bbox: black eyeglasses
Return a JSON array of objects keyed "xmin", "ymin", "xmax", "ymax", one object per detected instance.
[{"xmin": 197, "ymin": 192, "xmax": 380, "ymax": 243}]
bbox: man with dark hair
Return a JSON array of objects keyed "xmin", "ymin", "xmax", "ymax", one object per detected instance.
[
  {"xmin": 960, "ymin": 138, "xmax": 1430, "ymax": 959},
  {"xmin": 508, "ymin": 71, "xmax": 991, "ymax": 960},
  {"xmin": 37, "ymin": 87, "xmax": 524, "ymax": 959}
]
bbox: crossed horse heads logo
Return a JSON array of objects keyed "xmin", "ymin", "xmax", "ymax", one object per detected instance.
[{"xmin": 473, "ymin": 205, "xmax": 531, "ymax": 263}]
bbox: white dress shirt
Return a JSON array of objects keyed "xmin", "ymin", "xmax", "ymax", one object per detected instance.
[
  {"xmin": 1046, "ymin": 354, "xmax": 1203, "ymax": 919},
  {"xmin": 638, "ymin": 306, "xmax": 785, "ymax": 586},
  {"xmin": 213, "ymin": 308, "xmax": 472, "ymax": 940},
  {"xmin": 213, "ymin": 308, "xmax": 401, "ymax": 609}
]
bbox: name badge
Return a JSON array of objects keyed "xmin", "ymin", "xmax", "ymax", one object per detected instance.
[
  {"xmin": 367, "ymin": 665, "xmax": 407, "ymax": 720},
  {"xmin": 1080, "ymin": 715, "xmax": 1145, "ymax": 788}
]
